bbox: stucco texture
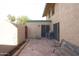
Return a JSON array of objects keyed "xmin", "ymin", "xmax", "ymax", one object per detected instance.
[
  {"xmin": 26, "ymin": 22, "xmax": 50, "ymax": 39},
  {"xmin": 50, "ymin": 3, "xmax": 79, "ymax": 46},
  {"xmin": 0, "ymin": 21, "xmax": 25, "ymax": 54}
]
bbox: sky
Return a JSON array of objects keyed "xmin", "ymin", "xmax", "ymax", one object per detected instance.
[{"xmin": 0, "ymin": 0, "xmax": 46, "ymax": 21}]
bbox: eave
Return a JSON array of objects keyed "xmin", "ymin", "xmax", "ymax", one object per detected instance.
[{"xmin": 42, "ymin": 3, "xmax": 55, "ymax": 17}]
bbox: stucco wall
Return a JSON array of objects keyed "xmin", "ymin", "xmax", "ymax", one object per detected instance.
[
  {"xmin": 15, "ymin": 24, "xmax": 25, "ymax": 45},
  {"xmin": 0, "ymin": 21, "xmax": 18, "ymax": 45},
  {"xmin": 49, "ymin": 3, "xmax": 79, "ymax": 46},
  {"xmin": 26, "ymin": 22, "xmax": 50, "ymax": 39},
  {"xmin": 0, "ymin": 21, "xmax": 25, "ymax": 54},
  {"xmin": 0, "ymin": 21, "xmax": 17, "ymax": 54}
]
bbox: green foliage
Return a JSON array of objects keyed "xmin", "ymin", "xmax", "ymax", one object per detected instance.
[
  {"xmin": 17, "ymin": 16, "xmax": 29, "ymax": 25},
  {"xmin": 7, "ymin": 14, "xmax": 16, "ymax": 23},
  {"xmin": 7, "ymin": 15, "xmax": 30, "ymax": 25}
]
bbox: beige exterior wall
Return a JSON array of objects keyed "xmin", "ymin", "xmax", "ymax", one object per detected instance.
[
  {"xmin": 26, "ymin": 22, "xmax": 50, "ymax": 39},
  {"xmin": 15, "ymin": 24, "xmax": 25, "ymax": 45},
  {"xmin": 47, "ymin": 3, "xmax": 79, "ymax": 46},
  {"xmin": 0, "ymin": 21, "xmax": 17, "ymax": 53},
  {"xmin": 0, "ymin": 21, "xmax": 18, "ymax": 45},
  {"xmin": 0, "ymin": 21, "xmax": 25, "ymax": 54}
]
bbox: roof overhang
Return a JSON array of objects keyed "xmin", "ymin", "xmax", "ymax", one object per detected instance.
[
  {"xmin": 27, "ymin": 20, "xmax": 51, "ymax": 22},
  {"xmin": 42, "ymin": 3, "xmax": 55, "ymax": 17}
]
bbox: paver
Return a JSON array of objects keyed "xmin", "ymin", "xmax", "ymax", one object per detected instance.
[{"xmin": 18, "ymin": 39, "xmax": 56, "ymax": 56}]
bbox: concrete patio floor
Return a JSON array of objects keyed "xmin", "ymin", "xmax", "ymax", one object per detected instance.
[{"xmin": 18, "ymin": 38, "xmax": 57, "ymax": 56}]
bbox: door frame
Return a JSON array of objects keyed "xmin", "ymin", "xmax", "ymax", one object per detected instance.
[
  {"xmin": 41, "ymin": 25, "xmax": 50, "ymax": 38},
  {"xmin": 53, "ymin": 22, "xmax": 60, "ymax": 41},
  {"xmin": 25, "ymin": 26, "xmax": 27, "ymax": 39}
]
